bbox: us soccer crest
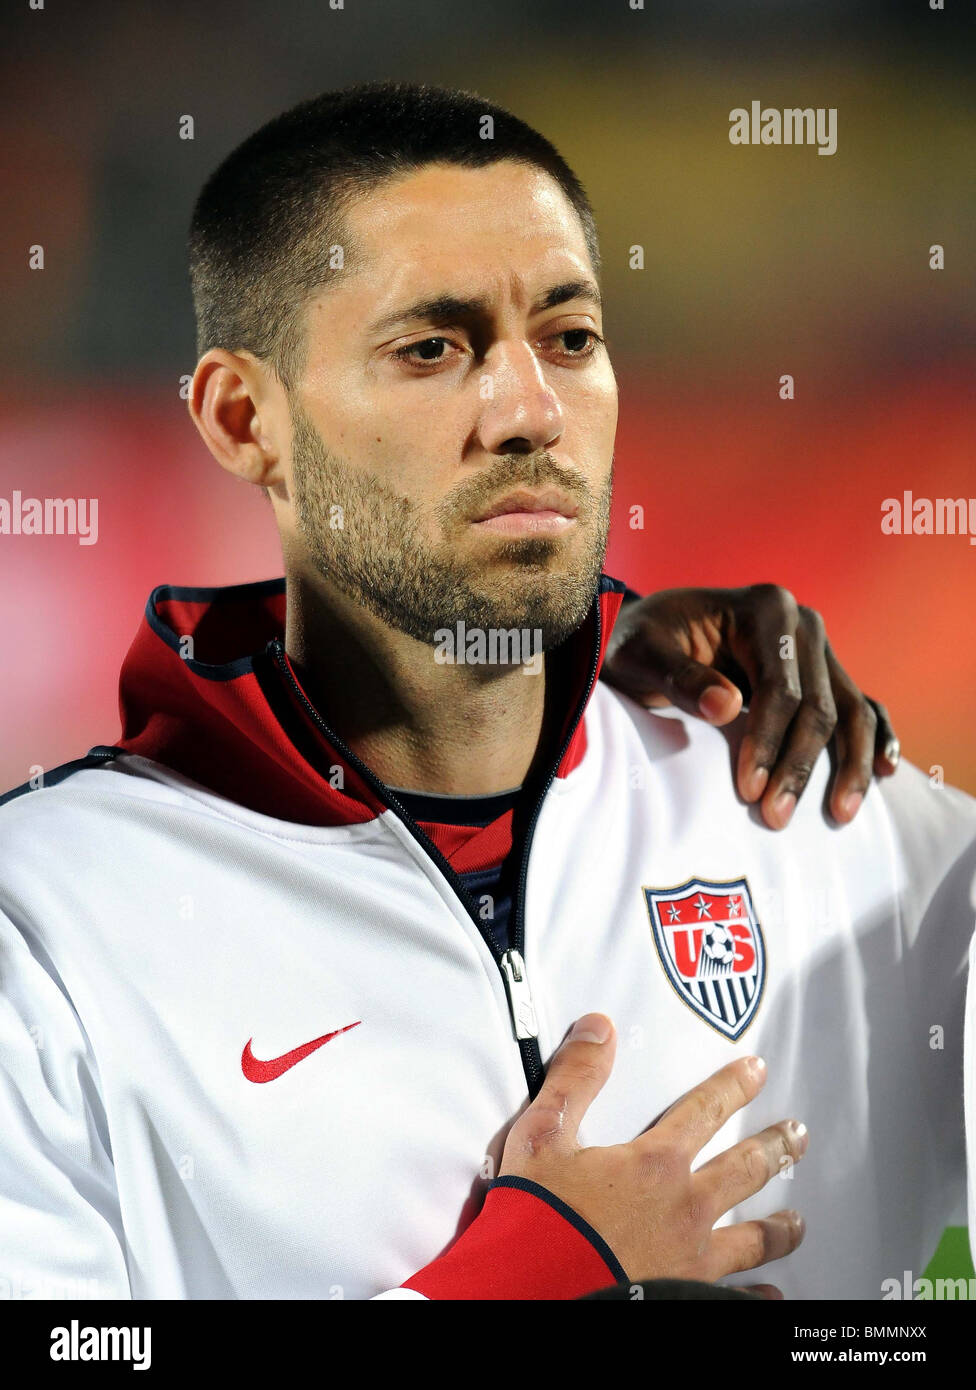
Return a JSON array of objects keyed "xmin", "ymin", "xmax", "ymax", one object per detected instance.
[{"xmin": 643, "ymin": 877, "xmax": 767, "ymax": 1040}]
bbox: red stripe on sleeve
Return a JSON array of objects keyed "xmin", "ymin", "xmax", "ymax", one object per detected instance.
[{"xmin": 401, "ymin": 1179, "xmax": 625, "ymax": 1301}]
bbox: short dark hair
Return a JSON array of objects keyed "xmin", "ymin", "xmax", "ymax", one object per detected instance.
[{"xmin": 188, "ymin": 80, "xmax": 600, "ymax": 391}]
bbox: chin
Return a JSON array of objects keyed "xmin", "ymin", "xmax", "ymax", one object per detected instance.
[{"xmin": 470, "ymin": 570, "xmax": 599, "ymax": 645}]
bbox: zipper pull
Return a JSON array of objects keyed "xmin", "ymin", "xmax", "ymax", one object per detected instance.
[{"xmin": 500, "ymin": 949, "xmax": 539, "ymax": 1041}]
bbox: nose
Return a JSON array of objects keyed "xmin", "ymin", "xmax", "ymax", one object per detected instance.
[{"xmin": 476, "ymin": 341, "xmax": 565, "ymax": 456}]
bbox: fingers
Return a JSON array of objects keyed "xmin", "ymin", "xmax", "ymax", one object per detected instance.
[
  {"xmin": 708, "ymin": 1209, "xmax": 806, "ymax": 1276},
  {"xmin": 507, "ymin": 1013, "xmax": 616, "ymax": 1158},
  {"xmin": 755, "ymin": 607, "xmax": 837, "ymax": 830},
  {"xmin": 732, "ymin": 1283, "xmax": 784, "ymax": 1300},
  {"xmin": 604, "ymin": 582, "xmax": 898, "ymax": 829},
  {"xmin": 694, "ymin": 1119, "xmax": 809, "ymax": 1212},
  {"xmin": 734, "ymin": 596, "xmax": 898, "ymax": 829},
  {"xmin": 657, "ymin": 652, "xmax": 743, "ymax": 725},
  {"xmin": 602, "ymin": 600, "xmax": 744, "ymax": 724},
  {"xmin": 633, "ymin": 646, "xmax": 744, "ymax": 724},
  {"xmin": 599, "ymin": 599, "xmax": 675, "ymax": 706},
  {"xmin": 867, "ymin": 696, "xmax": 900, "ymax": 777},
  {"xmin": 646, "ymin": 1055, "xmax": 767, "ymax": 1160},
  {"xmin": 824, "ymin": 645, "xmax": 878, "ymax": 822},
  {"xmin": 729, "ymin": 585, "xmax": 803, "ymax": 806}
]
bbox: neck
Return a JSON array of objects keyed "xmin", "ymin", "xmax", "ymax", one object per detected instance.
[{"xmin": 283, "ymin": 568, "xmax": 553, "ymax": 795}]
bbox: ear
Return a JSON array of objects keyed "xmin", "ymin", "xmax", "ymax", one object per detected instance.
[{"xmin": 187, "ymin": 349, "xmax": 288, "ymax": 490}]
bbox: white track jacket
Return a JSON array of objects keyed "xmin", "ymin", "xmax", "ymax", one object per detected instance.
[{"xmin": 1, "ymin": 575, "xmax": 974, "ymax": 1301}]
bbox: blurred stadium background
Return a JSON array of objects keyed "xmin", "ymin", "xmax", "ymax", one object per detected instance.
[{"xmin": 2, "ymin": 0, "xmax": 974, "ymax": 1283}]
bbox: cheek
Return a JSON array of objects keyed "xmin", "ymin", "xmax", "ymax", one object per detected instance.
[
  {"xmin": 597, "ymin": 369, "xmax": 620, "ymax": 431},
  {"xmin": 355, "ymin": 409, "xmax": 462, "ymax": 501},
  {"xmin": 352, "ymin": 433, "xmax": 455, "ymax": 528},
  {"xmin": 566, "ymin": 370, "xmax": 618, "ymax": 457},
  {"xmin": 567, "ymin": 360, "xmax": 617, "ymax": 413}
]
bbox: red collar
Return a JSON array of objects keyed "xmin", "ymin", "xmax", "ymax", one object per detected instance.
[{"xmin": 116, "ymin": 575, "xmax": 626, "ymax": 830}]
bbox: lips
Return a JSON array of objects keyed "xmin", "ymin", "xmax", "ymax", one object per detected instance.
[{"xmin": 473, "ymin": 489, "xmax": 580, "ymax": 523}]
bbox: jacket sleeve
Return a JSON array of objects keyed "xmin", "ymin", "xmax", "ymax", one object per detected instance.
[
  {"xmin": 882, "ymin": 766, "xmax": 976, "ymax": 1236},
  {"xmin": 372, "ymin": 1175, "xmax": 628, "ymax": 1300},
  {"xmin": 0, "ymin": 908, "xmax": 131, "ymax": 1299}
]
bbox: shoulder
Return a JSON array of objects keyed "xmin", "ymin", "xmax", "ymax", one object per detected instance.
[
  {"xmin": 876, "ymin": 761, "xmax": 976, "ymax": 926},
  {"xmin": 0, "ymin": 746, "xmax": 122, "ymax": 810},
  {"xmin": 591, "ymin": 683, "xmax": 976, "ymax": 880},
  {"xmin": 0, "ymin": 747, "xmax": 169, "ymax": 891},
  {"xmin": 0, "ymin": 746, "xmax": 196, "ymax": 834},
  {"xmin": 586, "ymin": 683, "xmax": 717, "ymax": 766},
  {"xmin": 879, "ymin": 757, "xmax": 976, "ymax": 849}
]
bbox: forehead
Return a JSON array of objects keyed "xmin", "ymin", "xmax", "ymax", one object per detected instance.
[{"xmin": 333, "ymin": 160, "xmax": 595, "ymax": 317}]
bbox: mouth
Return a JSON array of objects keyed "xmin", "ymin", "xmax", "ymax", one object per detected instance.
[{"xmin": 471, "ymin": 488, "xmax": 580, "ymax": 536}]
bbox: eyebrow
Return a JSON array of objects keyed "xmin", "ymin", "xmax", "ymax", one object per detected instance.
[{"xmin": 367, "ymin": 278, "xmax": 602, "ymax": 336}]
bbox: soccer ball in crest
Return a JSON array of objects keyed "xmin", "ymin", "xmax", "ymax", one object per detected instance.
[{"xmin": 701, "ymin": 924, "xmax": 736, "ymax": 969}]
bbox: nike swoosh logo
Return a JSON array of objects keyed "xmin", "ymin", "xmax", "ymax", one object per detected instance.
[{"xmin": 241, "ymin": 1021, "xmax": 361, "ymax": 1083}]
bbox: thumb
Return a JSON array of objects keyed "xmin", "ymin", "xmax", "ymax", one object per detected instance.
[
  {"xmin": 609, "ymin": 638, "xmax": 743, "ymax": 725},
  {"xmin": 663, "ymin": 659, "xmax": 743, "ymax": 725},
  {"xmin": 508, "ymin": 1014, "xmax": 616, "ymax": 1158}
]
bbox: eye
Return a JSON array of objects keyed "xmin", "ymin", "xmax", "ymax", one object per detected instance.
[
  {"xmin": 547, "ymin": 328, "xmax": 604, "ymax": 359},
  {"xmin": 391, "ymin": 336, "xmax": 457, "ymax": 365}
]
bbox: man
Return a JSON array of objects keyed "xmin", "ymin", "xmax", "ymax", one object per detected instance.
[{"xmin": 1, "ymin": 82, "xmax": 973, "ymax": 1302}]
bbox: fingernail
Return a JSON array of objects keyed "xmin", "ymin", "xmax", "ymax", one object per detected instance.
[
  {"xmin": 748, "ymin": 1055, "xmax": 767, "ymax": 1080},
  {"xmin": 839, "ymin": 790, "xmax": 863, "ymax": 820},
  {"xmin": 744, "ymin": 765, "xmax": 769, "ymax": 801},
  {"xmin": 884, "ymin": 738, "xmax": 901, "ymax": 767},
  {"xmin": 769, "ymin": 791, "xmax": 796, "ymax": 827},
  {"xmin": 698, "ymin": 686, "xmax": 730, "ymax": 723},
  {"xmin": 789, "ymin": 1120, "xmax": 810, "ymax": 1153},
  {"xmin": 570, "ymin": 1013, "xmax": 611, "ymax": 1044}
]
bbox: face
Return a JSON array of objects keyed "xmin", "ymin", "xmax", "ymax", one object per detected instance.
[{"xmin": 284, "ymin": 159, "xmax": 618, "ymax": 650}]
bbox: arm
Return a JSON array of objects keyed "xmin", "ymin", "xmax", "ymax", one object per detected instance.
[{"xmin": 0, "ymin": 908, "xmax": 131, "ymax": 1299}]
